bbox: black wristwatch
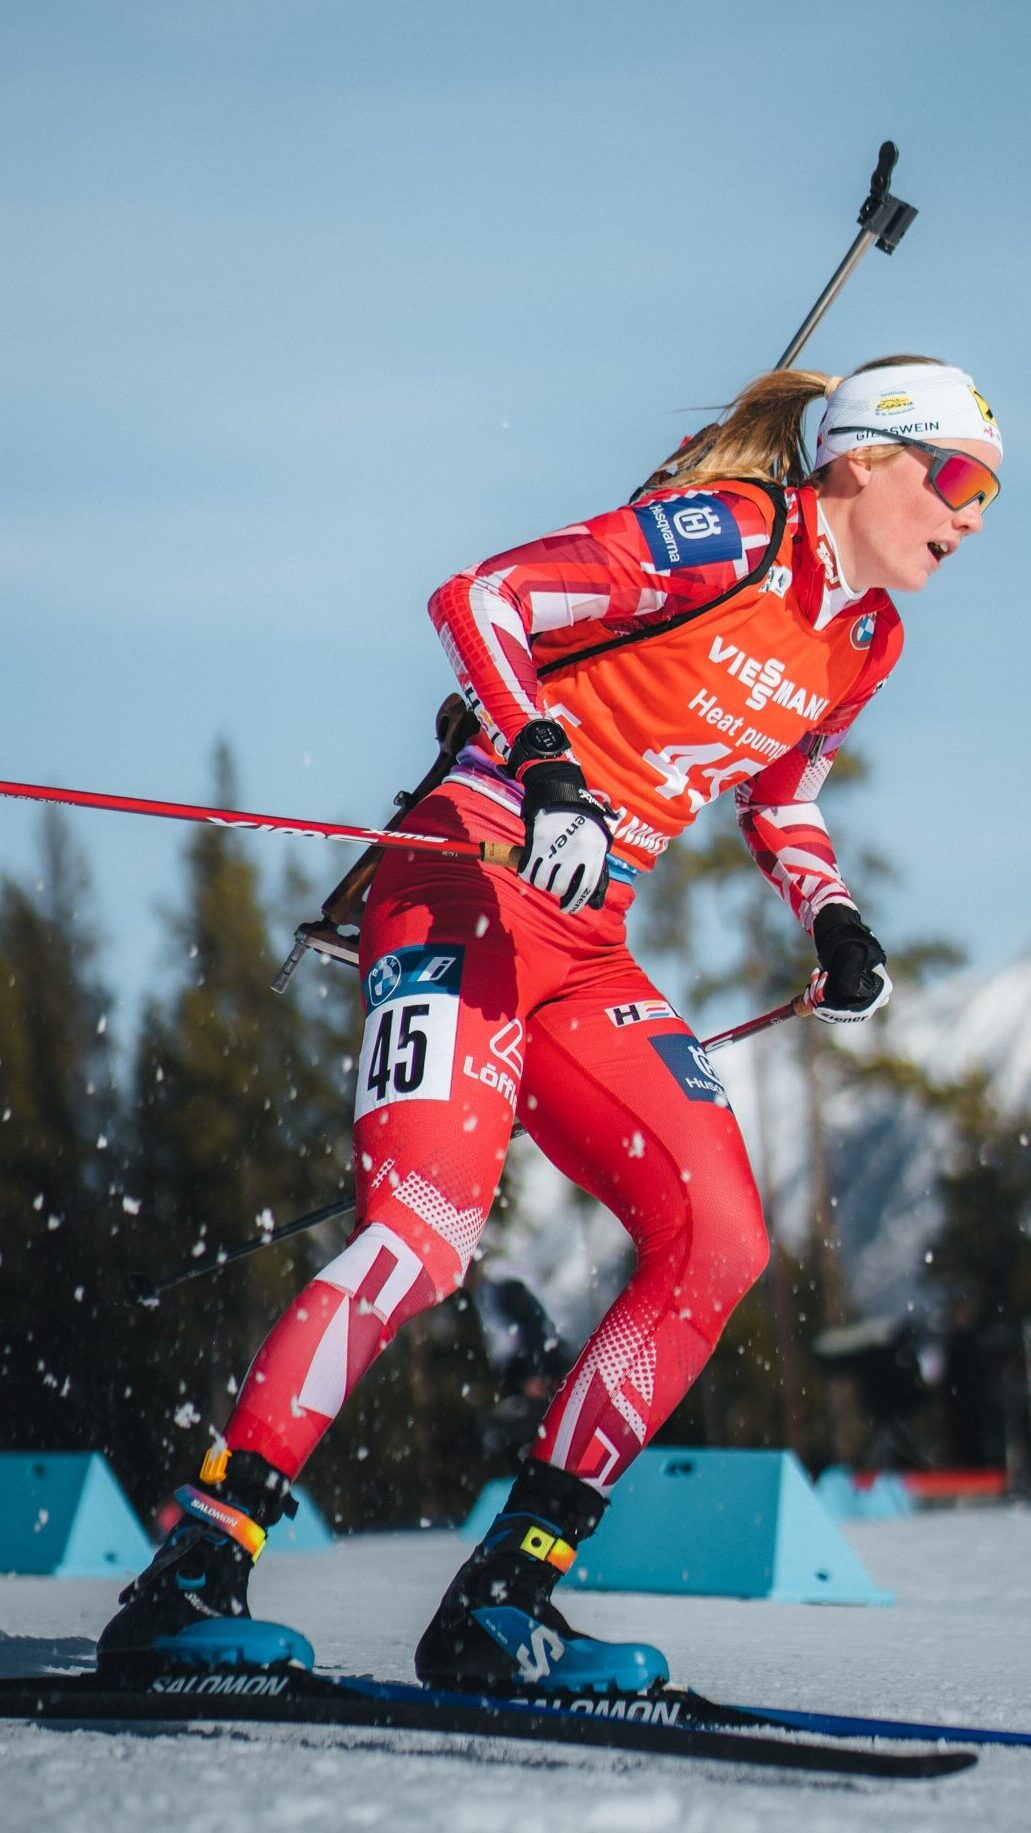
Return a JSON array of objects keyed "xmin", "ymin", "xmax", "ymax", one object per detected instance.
[{"xmin": 507, "ymin": 719, "xmax": 571, "ymax": 779}]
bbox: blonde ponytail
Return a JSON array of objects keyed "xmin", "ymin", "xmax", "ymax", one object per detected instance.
[{"xmin": 637, "ymin": 368, "xmax": 833, "ymax": 496}]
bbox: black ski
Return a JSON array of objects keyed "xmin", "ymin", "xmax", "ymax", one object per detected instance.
[{"xmin": 0, "ymin": 1666, "xmax": 974, "ymax": 1779}]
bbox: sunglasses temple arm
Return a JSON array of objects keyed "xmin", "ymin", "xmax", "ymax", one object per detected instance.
[{"xmin": 776, "ymin": 142, "xmax": 918, "ymax": 370}]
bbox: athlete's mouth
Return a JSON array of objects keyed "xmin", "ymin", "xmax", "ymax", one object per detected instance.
[{"xmin": 928, "ymin": 540, "xmax": 951, "ymax": 563}]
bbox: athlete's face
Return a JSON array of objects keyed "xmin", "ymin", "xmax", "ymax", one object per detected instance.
[{"xmin": 828, "ymin": 436, "xmax": 998, "ymax": 594}]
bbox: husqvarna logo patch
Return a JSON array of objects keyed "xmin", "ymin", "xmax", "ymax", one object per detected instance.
[
  {"xmin": 633, "ymin": 493, "xmax": 743, "ymax": 571},
  {"xmin": 649, "ymin": 1033, "xmax": 729, "ymax": 1107}
]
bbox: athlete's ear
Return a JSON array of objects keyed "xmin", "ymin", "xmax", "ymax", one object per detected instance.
[{"xmin": 843, "ymin": 449, "xmax": 876, "ymax": 492}]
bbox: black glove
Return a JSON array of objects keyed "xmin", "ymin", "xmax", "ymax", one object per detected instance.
[
  {"xmin": 811, "ymin": 904, "xmax": 892, "ymax": 1024},
  {"xmin": 507, "ymin": 720, "xmax": 611, "ymax": 915}
]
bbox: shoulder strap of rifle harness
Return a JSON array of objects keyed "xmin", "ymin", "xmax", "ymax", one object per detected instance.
[{"xmin": 537, "ymin": 480, "xmax": 788, "ymax": 679}]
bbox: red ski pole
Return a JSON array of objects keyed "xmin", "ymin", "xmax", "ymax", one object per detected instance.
[
  {"xmin": 702, "ymin": 991, "xmax": 810, "ymax": 1053},
  {"xmin": 0, "ymin": 777, "xmax": 520, "ymax": 870}
]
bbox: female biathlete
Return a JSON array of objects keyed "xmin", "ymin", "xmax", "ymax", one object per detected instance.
[{"xmin": 101, "ymin": 358, "xmax": 1003, "ymax": 1691}]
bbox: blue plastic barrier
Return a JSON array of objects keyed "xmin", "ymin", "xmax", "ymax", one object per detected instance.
[
  {"xmin": 0, "ymin": 1452, "xmax": 153, "ymax": 1578},
  {"xmin": 463, "ymin": 1448, "xmax": 891, "ymax": 1605},
  {"xmin": 816, "ymin": 1465, "xmax": 914, "ymax": 1522}
]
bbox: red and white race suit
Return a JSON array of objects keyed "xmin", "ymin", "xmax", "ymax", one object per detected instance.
[{"xmin": 226, "ymin": 480, "xmax": 903, "ymax": 1492}]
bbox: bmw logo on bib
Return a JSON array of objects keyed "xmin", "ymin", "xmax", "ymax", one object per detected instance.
[
  {"xmin": 367, "ymin": 954, "xmax": 403, "ymax": 1004},
  {"xmin": 850, "ymin": 613, "xmax": 876, "ymax": 650}
]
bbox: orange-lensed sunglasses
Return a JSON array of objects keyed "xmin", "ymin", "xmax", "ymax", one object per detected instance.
[{"xmin": 832, "ymin": 427, "xmax": 1001, "ymax": 512}]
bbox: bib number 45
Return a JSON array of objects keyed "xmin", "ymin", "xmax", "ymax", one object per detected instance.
[
  {"xmin": 355, "ymin": 996, "xmax": 459, "ymax": 1116},
  {"xmin": 365, "ymin": 1003, "xmax": 429, "ymax": 1101}
]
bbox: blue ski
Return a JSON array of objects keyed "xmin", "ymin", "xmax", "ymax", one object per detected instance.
[
  {"xmin": 728, "ymin": 1698, "xmax": 1031, "ymax": 1750},
  {"xmin": 512, "ymin": 1683, "xmax": 1031, "ymax": 1750}
]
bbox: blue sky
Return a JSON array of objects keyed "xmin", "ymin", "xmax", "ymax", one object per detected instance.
[{"xmin": 2, "ymin": 0, "xmax": 1028, "ymax": 1041}]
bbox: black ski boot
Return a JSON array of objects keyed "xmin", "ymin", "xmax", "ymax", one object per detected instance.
[
  {"xmin": 97, "ymin": 1447, "xmax": 295, "ymax": 1668},
  {"xmin": 414, "ymin": 1460, "xmax": 668, "ymax": 1695}
]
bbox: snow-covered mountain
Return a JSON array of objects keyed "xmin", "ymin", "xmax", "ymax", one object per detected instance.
[
  {"xmin": 868, "ymin": 951, "xmax": 1031, "ymax": 1115},
  {"xmin": 500, "ymin": 952, "xmax": 1031, "ymax": 1340}
]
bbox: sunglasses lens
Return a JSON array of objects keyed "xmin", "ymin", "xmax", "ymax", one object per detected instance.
[{"xmin": 933, "ymin": 452, "xmax": 1000, "ymax": 511}]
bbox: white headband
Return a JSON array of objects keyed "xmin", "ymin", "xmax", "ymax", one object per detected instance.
[{"xmin": 815, "ymin": 363, "xmax": 1003, "ymax": 468}]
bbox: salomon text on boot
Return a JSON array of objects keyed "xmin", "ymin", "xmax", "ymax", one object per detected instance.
[
  {"xmin": 96, "ymin": 1447, "xmax": 295, "ymax": 1669},
  {"xmin": 414, "ymin": 1460, "xmax": 668, "ymax": 1695}
]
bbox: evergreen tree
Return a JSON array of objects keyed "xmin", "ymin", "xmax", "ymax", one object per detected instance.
[
  {"xmin": 120, "ymin": 745, "xmax": 362, "ymax": 1514},
  {"xmin": 0, "ymin": 809, "xmax": 125, "ymax": 1453},
  {"xmin": 920, "ymin": 1078, "xmax": 1031, "ymax": 1473},
  {"xmin": 933, "ymin": 1095, "xmax": 1031, "ymax": 1317}
]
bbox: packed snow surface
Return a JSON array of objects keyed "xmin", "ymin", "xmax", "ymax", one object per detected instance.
[{"xmin": 2, "ymin": 1505, "xmax": 1030, "ymax": 1831}]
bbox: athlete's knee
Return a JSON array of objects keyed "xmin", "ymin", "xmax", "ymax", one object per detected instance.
[
  {"xmin": 735, "ymin": 1208, "xmax": 770, "ymax": 1293},
  {"xmin": 705, "ymin": 1180, "xmax": 770, "ymax": 1306},
  {"xmin": 315, "ymin": 1217, "xmax": 454, "ymax": 1324},
  {"xmin": 629, "ymin": 1176, "xmax": 769, "ymax": 1327}
]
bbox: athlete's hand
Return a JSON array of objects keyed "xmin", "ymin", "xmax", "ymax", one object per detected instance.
[
  {"xmin": 517, "ymin": 760, "xmax": 611, "ymax": 914},
  {"xmin": 809, "ymin": 905, "xmax": 892, "ymax": 1024}
]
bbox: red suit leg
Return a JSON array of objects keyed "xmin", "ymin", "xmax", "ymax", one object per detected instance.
[
  {"xmin": 226, "ymin": 793, "xmax": 548, "ymax": 1478},
  {"xmin": 522, "ymin": 976, "xmax": 769, "ymax": 1491}
]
